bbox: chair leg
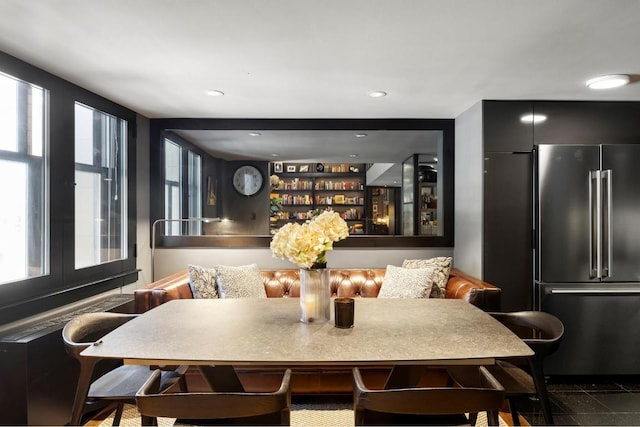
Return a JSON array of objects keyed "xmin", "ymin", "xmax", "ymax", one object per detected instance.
[
  {"xmin": 280, "ymin": 407, "xmax": 290, "ymax": 426},
  {"xmin": 469, "ymin": 412, "xmax": 478, "ymax": 426},
  {"xmin": 178, "ymin": 374, "xmax": 188, "ymax": 392},
  {"xmin": 468, "ymin": 412, "xmax": 478, "ymax": 425},
  {"xmin": 529, "ymin": 358, "xmax": 554, "ymax": 425},
  {"xmin": 508, "ymin": 399, "xmax": 521, "ymax": 426},
  {"xmin": 486, "ymin": 410, "xmax": 500, "ymax": 426},
  {"xmin": 140, "ymin": 415, "xmax": 158, "ymax": 426},
  {"xmin": 111, "ymin": 403, "xmax": 124, "ymax": 426},
  {"xmin": 69, "ymin": 360, "xmax": 98, "ymax": 425},
  {"xmin": 354, "ymin": 406, "xmax": 365, "ymax": 426}
]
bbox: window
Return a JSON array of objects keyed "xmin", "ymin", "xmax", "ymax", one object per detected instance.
[
  {"xmin": 1, "ymin": 52, "xmax": 137, "ymax": 325},
  {"xmin": 187, "ymin": 151, "xmax": 202, "ymax": 234},
  {"xmin": 74, "ymin": 103, "xmax": 127, "ymax": 269},
  {"xmin": 164, "ymin": 138, "xmax": 182, "ymax": 235},
  {"xmin": 0, "ymin": 72, "xmax": 48, "ymax": 285},
  {"xmin": 161, "ymin": 137, "xmax": 205, "ymax": 236}
]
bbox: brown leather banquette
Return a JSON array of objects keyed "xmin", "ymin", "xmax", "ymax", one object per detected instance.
[
  {"xmin": 133, "ymin": 267, "xmax": 502, "ymax": 395},
  {"xmin": 135, "ymin": 267, "xmax": 501, "ymax": 314}
]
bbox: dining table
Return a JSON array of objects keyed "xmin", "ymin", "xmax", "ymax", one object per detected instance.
[{"xmin": 81, "ymin": 298, "xmax": 532, "ymax": 393}]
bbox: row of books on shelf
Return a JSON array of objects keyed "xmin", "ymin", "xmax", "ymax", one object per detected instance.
[
  {"xmin": 272, "ymin": 208, "xmax": 363, "ymax": 221},
  {"xmin": 279, "ymin": 194, "xmax": 364, "ymax": 205},
  {"xmin": 315, "ymin": 180, "xmax": 363, "ymax": 190},
  {"xmin": 274, "ymin": 179, "xmax": 363, "ymax": 191}
]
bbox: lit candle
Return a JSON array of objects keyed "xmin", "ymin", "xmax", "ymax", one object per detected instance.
[{"xmin": 303, "ymin": 294, "xmax": 317, "ymax": 320}]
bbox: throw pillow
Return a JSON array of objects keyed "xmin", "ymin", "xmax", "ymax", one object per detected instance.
[
  {"xmin": 215, "ymin": 264, "xmax": 267, "ymax": 298},
  {"xmin": 402, "ymin": 257, "xmax": 453, "ymax": 298},
  {"xmin": 187, "ymin": 264, "xmax": 219, "ymax": 299},
  {"xmin": 378, "ymin": 265, "xmax": 435, "ymax": 299}
]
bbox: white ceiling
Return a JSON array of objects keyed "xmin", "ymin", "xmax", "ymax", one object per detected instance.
[
  {"xmin": 1, "ymin": 0, "xmax": 639, "ymax": 186},
  {"xmin": 173, "ymin": 129, "xmax": 440, "ymax": 163},
  {"xmin": 1, "ymin": 0, "xmax": 639, "ymax": 120}
]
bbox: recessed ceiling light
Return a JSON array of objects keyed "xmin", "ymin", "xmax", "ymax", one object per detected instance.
[
  {"xmin": 349, "ymin": 154, "xmax": 358, "ymax": 158},
  {"xmin": 271, "ymin": 154, "xmax": 279, "ymax": 157},
  {"xmin": 520, "ymin": 114, "xmax": 548, "ymax": 124},
  {"xmin": 355, "ymin": 133, "xmax": 368, "ymax": 138},
  {"xmin": 248, "ymin": 132, "xmax": 262, "ymax": 136},
  {"xmin": 368, "ymin": 91, "xmax": 387, "ymax": 98},
  {"xmin": 205, "ymin": 89, "xmax": 224, "ymax": 97},
  {"xmin": 586, "ymin": 74, "xmax": 630, "ymax": 89}
]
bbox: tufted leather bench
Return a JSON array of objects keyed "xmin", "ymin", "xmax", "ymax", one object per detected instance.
[
  {"xmin": 135, "ymin": 268, "xmax": 501, "ymax": 314},
  {"xmin": 133, "ymin": 267, "xmax": 502, "ymax": 395}
]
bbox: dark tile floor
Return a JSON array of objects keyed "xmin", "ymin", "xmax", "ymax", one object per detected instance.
[{"xmin": 522, "ymin": 376, "xmax": 640, "ymax": 426}]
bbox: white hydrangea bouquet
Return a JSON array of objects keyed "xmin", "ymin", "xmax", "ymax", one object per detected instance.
[{"xmin": 270, "ymin": 210, "xmax": 349, "ymax": 269}]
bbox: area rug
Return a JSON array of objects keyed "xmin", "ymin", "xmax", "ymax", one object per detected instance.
[{"xmin": 93, "ymin": 403, "xmax": 512, "ymax": 426}]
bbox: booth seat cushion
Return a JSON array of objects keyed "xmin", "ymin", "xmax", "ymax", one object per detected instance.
[
  {"xmin": 135, "ymin": 267, "xmax": 501, "ymax": 314},
  {"xmin": 187, "ymin": 265, "xmax": 218, "ymax": 299},
  {"xmin": 377, "ymin": 265, "xmax": 435, "ymax": 298},
  {"xmin": 402, "ymin": 256, "xmax": 452, "ymax": 298}
]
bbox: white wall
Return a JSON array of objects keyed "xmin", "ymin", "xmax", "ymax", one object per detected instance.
[
  {"xmin": 453, "ymin": 102, "xmax": 483, "ymax": 277},
  {"xmin": 153, "ymin": 247, "xmax": 453, "ymax": 279}
]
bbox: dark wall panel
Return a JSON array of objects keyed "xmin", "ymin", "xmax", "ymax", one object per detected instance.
[
  {"xmin": 483, "ymin": 100, "xmax": 534, "ymax": 152},
  {"xmin": 483, "ymin": 152, "xmax": 533, "ymax": 311},
  {"xmin": 534, "ymin": 101, "xmax": 640, "ymax": 145}
]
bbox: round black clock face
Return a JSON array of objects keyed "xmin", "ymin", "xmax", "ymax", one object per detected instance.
[
  {"xmin": 232, "ymin": 165, "xmax": 264, "ymax": 196},
  {"xmin": 316, "ymin": 163, "xmax": 325, "ymax": 172}
]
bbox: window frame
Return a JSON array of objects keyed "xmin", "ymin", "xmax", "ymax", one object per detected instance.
[
  {"xmin": 0, "ymin": 74, "xmax": 48, "ymax": 285},
  {"xmin": 0, "ymin": 50, "xmax": 137, "ymax": 325}
]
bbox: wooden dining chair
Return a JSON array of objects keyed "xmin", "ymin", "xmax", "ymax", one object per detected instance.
[
  {"xmin": 62, "ymin": 312, "xmax": 188, "ymax": 426},
  {"xmin": 352, "ymin": 366, "xmax": 505, "ymax": 426},
  {"xmin": 482, "ymin": 311, "xmax": 564, "ymax": 426},
  {"xmin": 135, "ymin": 368, "xmax": 292, "ymax": 426}
]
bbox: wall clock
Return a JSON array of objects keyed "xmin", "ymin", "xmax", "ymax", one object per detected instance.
[{"xmin": 232, "ymin": 165, "xmax": 264, "ymax": 196}]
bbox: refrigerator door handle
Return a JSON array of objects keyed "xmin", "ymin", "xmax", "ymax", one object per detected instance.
[
  {"xmin": 549, "ymin": 288, "xmax": 640, "ymax": 295},
  {"xmin": 589, "ymin": 170, "xmax": 602, "ymax": 279},
  {"xmin": 602, "ymin": 169, "xmax": 613, "ymax": 278}
]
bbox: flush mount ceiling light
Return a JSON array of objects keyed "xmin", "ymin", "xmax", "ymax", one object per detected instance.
[
  {"xmin": 586, "ymin": 74, "xmax": 630, "ymax": 89},
  {"xmin": 248, "ymin": 132, "xmax": 262, "ymax": 136},
  {"xmin": 355, "ymin": 133, "xmax": 368, "ymax": 138},
  {"xmin": 349, "ymin": 154, "xmax": 358, "ymax": 158},
  {"xmin": 368, "ymin": 91, "xmax": 387, "ymax": 98},
  {"xmin": 520, "ymin": 114, "xmax": 548, "ymax": 124},
  {"xmin": 205, "ymin": 89, "xmax": 224, "ymax": 97}
]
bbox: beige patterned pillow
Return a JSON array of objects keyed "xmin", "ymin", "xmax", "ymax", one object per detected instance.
[
  {"xmin": 402, "ymin": 257, "xmax": 452, "ymax": 298},
  {"xmin": 187, "ymin": 264, "xmax": 219, "ymax": 299},
  {"xmin": 215, "ymin": 264, "xmax": 267, "ymax": 298},
  {"xmin": 378, "ymin": 265, "xmax": 435, "ymax": 299}
]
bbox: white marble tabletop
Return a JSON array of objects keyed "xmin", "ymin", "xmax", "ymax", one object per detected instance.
[{"xmin": 82, "ymin": 298, "xmax": 533, "ymax": 366}]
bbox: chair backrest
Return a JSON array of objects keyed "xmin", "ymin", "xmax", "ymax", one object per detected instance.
[
  {"xmin": 62, "ymin": 312, "xmax": 138, "ymax": 359},
  {"xmin": 353, "ymin": 366, "xmax": 504, "ymax": 422},
  {"xmin": 136, "ymin": 369, "xmax": 291, "ymax": 423},
  {"xmin": 490, "ymin": 311, "xmax": 564, "ymax": 358}
]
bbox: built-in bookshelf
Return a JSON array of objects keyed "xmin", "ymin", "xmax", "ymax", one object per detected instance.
[
  {"xmin": 269, "ymin": 162, "xmax": 366, "ymax": 233},
  {"xmin": 419, "ymin": 182, "xmax": 438, "ymax": 235}
]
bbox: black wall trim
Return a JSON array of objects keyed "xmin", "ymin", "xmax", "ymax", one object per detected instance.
[{"xmin": 150, "ymin": 118, "xmax": 455, "ymax": 249}]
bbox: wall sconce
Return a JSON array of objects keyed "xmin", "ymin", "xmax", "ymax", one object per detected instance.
[{"xmin": 151, "ymin": 217, "xmax": 222, "ymax": 281}]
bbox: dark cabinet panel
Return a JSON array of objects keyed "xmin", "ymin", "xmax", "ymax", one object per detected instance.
[
  {"xmin": 483, "ymin": 152, "xmax": 533, "ymax": 311},
  {"xmin": 533, "ymin": 101, "xmax": 640, "ymax": 145},
  {"xmin": 483, "ymin": 101, "xmax": 534, "ymax": 152},
  {"xmin": 0, "ymin": 295, "xmax": 133, "ymax": 425}
]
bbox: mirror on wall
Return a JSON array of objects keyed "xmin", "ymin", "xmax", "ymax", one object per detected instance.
[{"xmin": 149, "ymin": 119, "xmax": 454, "ymax": 248}]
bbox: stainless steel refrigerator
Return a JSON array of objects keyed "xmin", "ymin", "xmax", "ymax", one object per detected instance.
[{"xmin": 536, "ymin": 144, "xmax": 640, "ymax": 375}]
